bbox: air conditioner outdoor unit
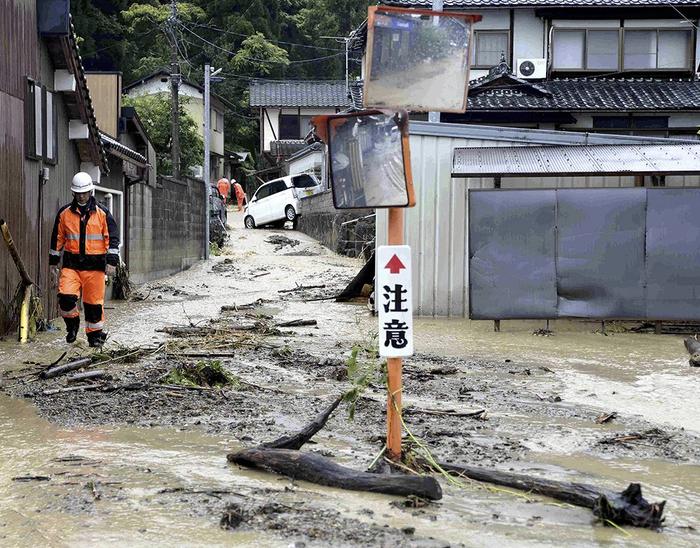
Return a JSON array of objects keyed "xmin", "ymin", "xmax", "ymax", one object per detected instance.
[{"xmin": 516, "ymin": 58, "xmax": 547, "ymax": 79}]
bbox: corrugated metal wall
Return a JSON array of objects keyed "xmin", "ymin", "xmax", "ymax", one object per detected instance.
[{"xmin": 377, "ymin": 131, "xmax": 700, "ymax": 317}]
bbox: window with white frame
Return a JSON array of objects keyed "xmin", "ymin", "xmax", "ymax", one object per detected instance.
[
  {"xmin": 25, "ymin": 79, "xmax": 57, "ymax": 162},
  {"xmin": 623, "ymin": 29, "xmax": 692, "ymax": 70},
  {"xmin": 472, "ymin": 30, "xmax": 510, "ymax": 68},
  {"xmin": 552, "ymin": 28, "xmax": 692, "ymax": 72},
  {"xmin": 212, "ymin": 110, "xmax": 224, "ymax": 133}
]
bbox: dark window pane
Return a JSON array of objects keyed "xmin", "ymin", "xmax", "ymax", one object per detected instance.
[
  {"xmin": 279, "ymin": 115, "xmax": 300, "ymax": 139},
  {"xmin": 292, "ymin": 174, "xmax": 318, "ymax": 188},
  {"xmin": 632, "ymin": 117, "xmax": 668, "ymax": 129},
  {"xmin": 593, "ymin": 116, "xmax": 631, "ymax": 129}
]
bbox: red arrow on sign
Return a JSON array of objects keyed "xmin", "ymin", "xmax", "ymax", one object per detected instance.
[{"xmin": 384, "ymin": 254, "xmax": 406, "ymax": 274}]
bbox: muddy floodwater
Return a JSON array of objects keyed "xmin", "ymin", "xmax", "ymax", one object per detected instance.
[{"xmin": 1, "ymin": 209, "xmax": 699, "ymax": 547}]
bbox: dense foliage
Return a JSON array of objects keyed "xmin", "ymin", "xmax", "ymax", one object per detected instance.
[{"xmin": 71, "ymin": 0, "xmax": 371, "ymax": 160}]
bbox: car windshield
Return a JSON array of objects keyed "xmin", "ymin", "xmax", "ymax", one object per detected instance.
[{"xmin": 292, "ymin": 175, "xmax": 318, "ymax": 188}]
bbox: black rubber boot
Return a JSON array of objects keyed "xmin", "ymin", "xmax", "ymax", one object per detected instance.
[
  {"xmin": 65, "ymin": 317, "xmax": 80, "ymax": 343},
  {"xmin": 87, "ymin": 330, "xmax": 108, "ymax": 348}
]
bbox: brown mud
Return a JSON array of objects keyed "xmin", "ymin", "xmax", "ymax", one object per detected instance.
[{"xmin": 1, "ymin": 209, "xmax": 699, "ymax": 546}]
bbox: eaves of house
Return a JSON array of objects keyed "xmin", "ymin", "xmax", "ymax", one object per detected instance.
[{"xmin": 43, "ymin": 18, "xmax": 108, "ymax": 172}]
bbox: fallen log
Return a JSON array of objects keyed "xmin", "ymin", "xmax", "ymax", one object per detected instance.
[
  {"xmin": 275, "ymin": 319, "xmax": 317, "ymax": 328},
  {"xmin": 403, "ymin": 407, "xmax": 487, "ymax": 419},
  {"xmin": 228, "ymin": 395, "xmax": 442, "ymax": 500},
  {"xmin": 40, "ymin": 357, "xmax": 92, "ymax": 379},
  {"xmin": 230, "ymin": 447, "xmax": 442, "ymax": 500},
  {"xmin": 336, "ymin": 253, "xmax": 375, "ymax": 302},
  {"xmin": 158, "ymin": 325, "xmax": 258, "ymax": 336},
  {"xmin": 436, "ymin": 461, "xmax": 665, "ymax": 529},
  {"xmin": 683, "ymin": 337, "xmax": 700, "ymax": 367}
]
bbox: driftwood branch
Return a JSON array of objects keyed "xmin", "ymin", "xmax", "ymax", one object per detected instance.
[
  {"xmin": 1, "ymin": 219, "xmax": 34, "ymax": 287},
  {"xmin": 278, "ymin": 284, "xmax": 325, "ymax": 294},
  {"xmin": 66, "ymin": 370, "xmax": 110, "ymax": 383},
  {"xmin": 228, "ymin": 396, "xmax": 442, "ymax": 500},
  {"xmin": 437, "ymin": 461, "xmax": 665, "ymax": 529}
]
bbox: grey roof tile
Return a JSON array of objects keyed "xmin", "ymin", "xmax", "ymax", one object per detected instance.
[
  {"xmin": 351, "ymin": 77, "xmax": 700, "ymax": 111},
  {"xmin": 249, "ymin": 80, "xmax": 353, "ymax": 108},
  {"xmin": 384, "ymin": 0, "xmax": 700, "ymax": 7}
]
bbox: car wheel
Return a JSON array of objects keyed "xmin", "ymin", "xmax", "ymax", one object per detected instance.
[
  {"xmin": 285, "ymin": 205, "xmax": 296, "ymax": 221},
  {"xmin": 244, "ymin": 215, "xmax": 256, "ymax": 229}
]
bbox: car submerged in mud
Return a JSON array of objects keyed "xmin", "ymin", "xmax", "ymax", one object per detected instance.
[{"xmin": 244, "ymin": 174, "xmax": 321, "ymax": 230}]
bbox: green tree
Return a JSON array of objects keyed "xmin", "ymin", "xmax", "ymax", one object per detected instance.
[
  {"xmin": 122, "ymin": 94, "xmax": 203, "ymax": 175},
  {"xmin": 231, "ymin": 33, "xmax": 290, "ymax": 76}
]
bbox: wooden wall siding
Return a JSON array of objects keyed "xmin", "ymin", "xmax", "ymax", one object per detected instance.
[
  {"xmin": 0, "ymin": 0, "xmax": 39, "ymax": 98},
  {"xmin": 85, "ymin": 74, "xmax": 121, "ymax": 138}
]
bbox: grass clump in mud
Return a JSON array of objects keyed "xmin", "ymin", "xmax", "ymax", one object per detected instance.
[
  {"xmin": 342, "ymin": 333, "xmax": 386, "ymax": 420},
  {"xmin": 163, "ymin": 360, "xmax": 240, "ymax": 389}
]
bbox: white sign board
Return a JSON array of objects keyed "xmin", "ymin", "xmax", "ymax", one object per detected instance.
[{"xmin": 377, "ymin": 245, "xmax": 413, "ymax": 357}]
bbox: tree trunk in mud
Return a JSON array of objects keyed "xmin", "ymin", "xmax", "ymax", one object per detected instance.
[
  {"xmin": 437, "ymin": 461, "xmax": 665, "ymax": 529},
  {"xmin": 683, "ymin": 337, "xmax": 700, "ymax": 367},
  {"xmin": 229, "ymin": 448, "xmax": 442, "ymax": 500},
  {"xmin": 227, "ymin": 395, "xmax": 442, "ymax": 500}
]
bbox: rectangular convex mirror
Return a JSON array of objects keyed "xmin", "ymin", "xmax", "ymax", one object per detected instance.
[
  {"xmin": 363, "ymin": 6, "xmax": 481, "ymax": 112},
  {"xmin": 313, "ymin": 110, "xmax": 415, "ymax": 209}
]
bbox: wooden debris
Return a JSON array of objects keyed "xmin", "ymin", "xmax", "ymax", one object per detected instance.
[
  {"xmin": 436, "ymin": 461, "xmax": 665, "ymax": 529},
  {"xmin": 40, "ymin": 357, "xmax": 92, "ymax": 379},
  {"xmin": 403, "ymin": 407, "xmax": 487, "ymax": 420},
  {"xmin": 67, "ymin": 370, "xmax": 110, "ymax": 383},
  {"xmin": 278, "ymin": 284, "xmax": 326, "ymax": 294},
  {"xmin": 275, "ymin": 319, "xmax": 318, "ymax": 328},
  {"xmin": 12, "ymin": 475, "xmax": 51, "ymax": 482},
  {"xmin": 596, "ymin": 412, "xmax": 618, "ymax": 424},
  {"xmin": 41, "ymin": 383, "xmax": 104, "ymax": 396},
  {"xmin": 228, "ymin": 396, "xmax": 442, "ymax": 500}
]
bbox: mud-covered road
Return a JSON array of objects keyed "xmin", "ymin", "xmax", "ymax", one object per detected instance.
[{"xmin": 1, "ymin": 209, "xmax": 699, "ymax": 547}]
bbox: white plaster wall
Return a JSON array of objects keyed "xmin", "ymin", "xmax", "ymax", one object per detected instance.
[{"xmin": 513, "ymin": 9, "xmax": 545, "ymax": 63}]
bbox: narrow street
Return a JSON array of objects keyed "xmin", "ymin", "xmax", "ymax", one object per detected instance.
[{"xmin": 1, "ymin": 209, "xmax": 699, "ymax": 546}]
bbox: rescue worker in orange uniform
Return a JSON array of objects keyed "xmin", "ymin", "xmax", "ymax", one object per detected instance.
[
  {"xmin": 232, "ymin": 179, "xmax": 246, "ymax": 212},
  {"xmin": 217, "ymin": 177, "xmax": 231, "ymax": 205},
  {"xmin": 49, "ymin": 172, "xmax": 120, "ymax": 347}
]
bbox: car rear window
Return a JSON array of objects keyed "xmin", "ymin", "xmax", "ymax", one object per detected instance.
[{"xmin": 292, "ymin": 174, "xmax": 318, "ymax": 188}]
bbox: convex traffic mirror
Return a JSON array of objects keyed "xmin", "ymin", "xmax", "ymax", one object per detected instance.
[
  {"xmin": 312, "ymin": 110, "xmax": 415, "ymax": 209},
  {"xmin": 363, "ymin": 6, "xmax": 481, "ymax": 112}
]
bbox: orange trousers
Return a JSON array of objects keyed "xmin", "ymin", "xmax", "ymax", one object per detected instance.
[{"xmin": 57, "ymin": 268, "xmax": 105, "ymax": 333}]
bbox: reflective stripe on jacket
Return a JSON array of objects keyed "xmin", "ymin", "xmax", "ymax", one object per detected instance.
[{"xmin": 49, "ymin": 197, "xmax": 120, "ymax": 271}]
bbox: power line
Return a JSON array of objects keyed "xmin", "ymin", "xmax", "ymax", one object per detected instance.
[
  {"xmin": 178, "ymin": 22, "xmax": 346, "ymax": 65},
  {"xmin": 664, "ymin": 2, "xmax": 699, "ymax": 30},
  {"xmin": 188, "ymin": 21, "xmax": 345, "ymax": 52}
]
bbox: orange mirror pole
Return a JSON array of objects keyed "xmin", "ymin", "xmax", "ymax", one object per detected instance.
[{"xmin": 386, "ymin": 207, "xmax": 404, "ymax": 461}]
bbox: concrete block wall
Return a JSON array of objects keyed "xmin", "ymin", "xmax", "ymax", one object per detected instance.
[
  {"xmin": 297, "ymin": 190, "xmax": 375, "ymax": 257},
  {"xmin": 128, "ymin": 176, "xmax": 206, "ymax": 284}
]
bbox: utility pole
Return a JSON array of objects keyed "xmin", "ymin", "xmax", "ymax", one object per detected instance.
[
  {"xmin": 168, "ymin": 0, "xmax": 181, "ymax": 178},
  {"xmin": 203, "ymin": 64, "xmax": 223, "ymax": 260},
  {"xmin": 203, "ymin": 62, "xmax": 211, "ymax": 259},
  {"xmin": 428, "ymin": 0, "xmax": 443, "ymax": 124}
]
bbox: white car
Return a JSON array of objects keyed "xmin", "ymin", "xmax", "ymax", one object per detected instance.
[{"xmin": 244, "ymin": 174, "xmax": 321, "ymax": 229}]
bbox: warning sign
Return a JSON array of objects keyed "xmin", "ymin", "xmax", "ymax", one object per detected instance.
[{"xmin": 377, "ymin": 245, "xmax": 413, "ymax": 357}]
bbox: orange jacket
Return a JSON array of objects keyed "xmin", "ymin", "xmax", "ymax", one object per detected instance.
[
  {"xmin": 217, "ymin": 179, "xmax": 231, "ymax": 202},
  {"xmin": 233, "ymin": 182, "xmax": 245, "ymax": 201},
  {"xmin": 50, "ymin": 197, "xmax": 119, "ymax": 271}
]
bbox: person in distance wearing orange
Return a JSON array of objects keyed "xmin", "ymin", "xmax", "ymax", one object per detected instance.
[
  {"xmin": 49, "ymin": 172, "xmax": 120, "ymax": 347},
  {"xmin": 217, "ymin": 177, "xmax": 231, "ymax": 205},
  {"xmin": 232, "ymin": 178, "xmax": 246, "ymax": 212}
]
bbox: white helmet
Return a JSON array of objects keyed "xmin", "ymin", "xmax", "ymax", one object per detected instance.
[{"xmin": 71, "ymin": 172, "xmax": 94, "ymax": 193}]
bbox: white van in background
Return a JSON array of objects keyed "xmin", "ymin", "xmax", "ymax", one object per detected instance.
[{"xmin": 244, "ymin": 174, "xmax": 321, "ymax": 229}]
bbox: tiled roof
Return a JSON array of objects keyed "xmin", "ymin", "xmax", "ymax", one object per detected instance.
[
  {"xmin": 351, "ymin": 77, "xmax": 700, "ymax": 111},
  {"xmin": 100, "ymin": 132, "xmax": 148, "ymax": 166},
  {"xmin": 249, "ymin": 80, "xmax": 353, "ymax": 108},
  {"xmin": 468, "ymin": 78, "xmax": 700, "ymax": 111},
  {"xmin": 270, "ymin": 140, "xmax": 308, "ymax": 157},
  {"xmin": 383, "ymin": 0, "xmax": 700, "ymax": 7}
]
